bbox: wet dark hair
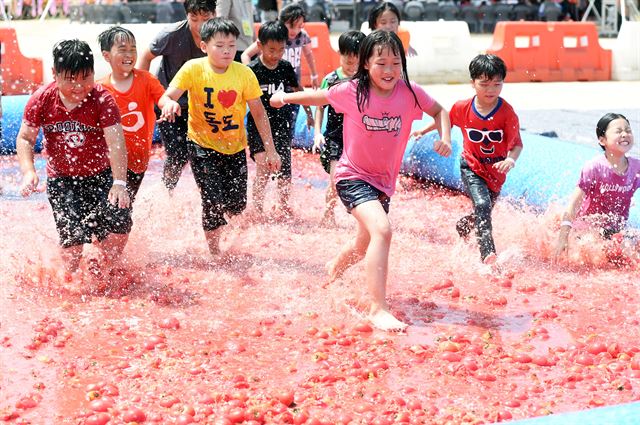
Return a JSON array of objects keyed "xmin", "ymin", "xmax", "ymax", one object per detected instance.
[
  {"xmin": 469, "ymin": 54, "xmax": 507, "ymax": 81},
  {"xmin": 52, "ymin": 39, "xmax": 94, "ymax": 77},
  {"xmin": 353, "ymin": 30, "xmax": 418, "ymax": 112},
  {"xmin": 184, "ymin": 0, "xmax": 217, "ymax": 15},
  {"xmin": 338, "ymin": 30, "xmax": 365, "ymax": 56},
  {"xmin": 258, "ymin": 20, "xmax": 288, "ymax": 44},
  {"xmin": 280, "ymin": 3, "xmax": 306, "ymax": 25},
  {"xmin": 368, "ymin": 2, "xmax": 401, "ymax": 30},
  {"xmin": 596, "ymin": 113, "xmax": 629, "ymax": 150},
  {"xmin": 200, "ymin": 17, "xmax": 240, "ymax": 42},
  {"xmin": 98, "ymin": 26, "xmax": 136, "ymax": 52}
]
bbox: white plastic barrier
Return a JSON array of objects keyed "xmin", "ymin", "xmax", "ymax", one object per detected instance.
[
  {"xmin": 612, "ymin": 21, "xmax": 640, "ymax": 81},
  {"xmin": 17, "ymin": 23, "xmax": 165, "ymax": 83},
  {"xmin": 361, "ymin": 21, "xmax": 478, "ymax": 84}
]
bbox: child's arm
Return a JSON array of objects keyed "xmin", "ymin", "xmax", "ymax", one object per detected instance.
[
  {"xmin": 425, "ymin": 102, "xmax": 452, "ymax": 157},
  {"xmin": 136, "ymin": 48, "xmax": 157, "ymax": 71},
  {"xmin": 270, "ymin": 89, "xmax": 329, "ymax": 108},
  {"xmin": 312, "ymin": 104, "xmax": 326, "ymax": 154},
  {"xmin": 241, "ymin": 42, "xmax": 259, "ymax": 65},
  {"xmin": 554, "ymin": 187, "xmax": 586, "ymax": 259},
  {"xmin": 247, "ymin": 98, "xmax": 281, "ymax": 173},
  {"xmin": 411, "ymin": 122, "xmax": 437, "ymax": 139},
  {"xmin": 16, "ymin": 123, "xmax": 41, "ymax": 196},
  {"xmin": 301, "ymin": 44, "xmax": 319, "ymax": 89},
  {"xmin": 103, "ymin": 124, "xmax": 131, "ymax": 209},
  {"xmin": 494, "ymin": 145, "xmax": 523, "ymax": 174},
  {"xmin": 158, "ymin": 87, "xmax": 185, "ymax": 123},
  {"xmin": 294, "ymin": 84, "xmax": 314, "ymax": 129}
]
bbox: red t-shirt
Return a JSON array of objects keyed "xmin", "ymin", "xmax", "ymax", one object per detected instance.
[
  {"xmin": 98, "ymin": 70, "xmax": 165, "ymax": 173},
  {"xmin": 23, "ymin": 82, "xmax": 121, "ymax": 178},
  {"xmin": 450, "ymin": 97, "xmax": 522, "ymax": 193}
]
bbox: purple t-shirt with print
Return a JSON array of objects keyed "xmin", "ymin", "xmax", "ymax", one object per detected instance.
[
  {"xmin": 578, "ymin": 154, "xmax": 640, "ymax": 227},
  {"xmin": 327, "ymin": 79, "xmax": 435, "ymax": 197}
]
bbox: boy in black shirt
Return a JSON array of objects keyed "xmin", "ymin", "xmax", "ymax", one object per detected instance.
[{"xmin": 247, "ymin": 20, "xmax": 313, "ymax": 219}]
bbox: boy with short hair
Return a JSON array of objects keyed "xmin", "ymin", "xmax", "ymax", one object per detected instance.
[
  {"xmin": 159, "ymin": 17, "xmax": 281, "ymax": 257},
  {"xmin": 16, "ymin": 39, "xmax": 130, "ymax": 274},
  {"xmin": 247, "ymin": 20, "xmax": 313, "ymax": 219},
  {"xmin": 412, "ymin": 54, "xmax": 523, "ymax": 263},
  {"xmin": 97, "ymin": 26, "xmax": 167, "ymax": 206},
  {"xmin": 241, "ymin": 3, "xmax": 319, "ymax": 89},
  {"xmin": 312, "ymin": 30, "xmax": 365, "ymax": 226},
  {"xmin": 137, "ymin": 0, "xmax": 217, "ymax": 192}
]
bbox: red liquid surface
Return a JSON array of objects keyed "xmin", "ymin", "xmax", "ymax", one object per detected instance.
[{"xmin": 1, "ymin": 150, "xmax": 639, "ymax": 424}]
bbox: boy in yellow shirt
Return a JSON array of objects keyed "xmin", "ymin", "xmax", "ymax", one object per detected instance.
[{"xmin": 160, "ymin": 18, "xmax": 281, "ymax": 257}]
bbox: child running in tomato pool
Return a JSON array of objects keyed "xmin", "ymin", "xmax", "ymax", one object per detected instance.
[
  {"xmin": 16, "ymin": 39, "xmax": 130, "ymax": 276},
  {"xmin": 271, "ymin": 30, "xmax": 452, "ymax": 331},
  {"xmin": 412, "ymin": 54, "xmax": 523, "ymax": 264},
  {"xmin": 159, "ymin": 18, "xmax": 281, "ymax": 258},
  {"xmin": 554, "ymin": 113, "xmax": 640, "ymax": 261}
]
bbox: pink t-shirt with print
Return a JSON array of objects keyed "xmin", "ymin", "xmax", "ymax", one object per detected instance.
[
  {"xmin": 327, "ymin": 79, "xmax": 435, "ymax": 197},
  {"xmin": 578, "ymin": 154, "xmax": 640, "ymax": 228}
]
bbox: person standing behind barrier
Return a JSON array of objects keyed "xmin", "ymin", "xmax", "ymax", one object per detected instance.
[
  {"xmin": 368, "ymin": 2, "xmax": 417, "ymax": 57},
  {"xmin": 216, "ymin": 0, "xmax": 256, "ymax": 61},
  {"xmin": 412, "ymin": 54, "xmax": 523, "ymax": 264},
  {"xmin": 16, "ymin": 39, "xmax": 130, "ymax": 277},
  {"xmin": 136, "ymin": 0, "xmax": 217, "ymax": 192},
  {"xmin": 241, "ymin": 3, "xmax": 320, "ymax": 89},
  {"xmin": 158, "ymin": 18, "xmax": 281, "ymax": 258},
  {"xmin": 271, "ymin": 31, "xmax": 452, "ymax": 331},
  {"xmin": 97, "ymin": 26, "xmax": 167, "ymax": 207},
  {"xmin": 554, "ymin": 113, "xmax": 640, "ymax": 261},
  {"xmin": 246, "ymin": 21, "xmax": 313, "ymax": 220},
  {"xmin": 312, "ymin": 30, "xmax": 365, "ymax": 227},
  {"xmin": 257, "ymin": 0, "xmax": 281, "ymax": 22}
]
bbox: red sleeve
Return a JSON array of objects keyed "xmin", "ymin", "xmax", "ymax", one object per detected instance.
[
  {"xmin": 97, "ymin": 90, "xmax": 121, "ymax": 128},
  {"xmin": 504, "ymin": 106, "xmax": 522, "ymax": 150},
  {"xmin": 145, "ymin": 71, "xmax": 166, "ymax": 105},
  {"xmin": 22, "ymin": 88, "xmax": 46, "ymax": 128},
  {"xmin": 449, "ymin": 101, "xmax": 463, "ymax": 128}
]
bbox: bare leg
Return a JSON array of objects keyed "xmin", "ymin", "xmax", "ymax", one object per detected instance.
[
  {"xmin": 204, "ymin": 227, "xmax": 224, "ymax": 257},
  {"xmin": 60, "ymin": 245, "xmax": 83, "ymax": 274},
  {"xmin": 276, "ymin": 177, "xmax": 292, "ymax": 217},
  {"xmin": 352, "ymin": 201, "xmax": 407, "ymax": 332},
  {"xmin": 96, "ymin": 233, "xmax": 129, "ymax": 267},
  {"xmin": 321, "ymin": 161, "xmax": 338, "ymax": 226},
  {"xmin": 326, "ymin": 219, "xmax": 370, "ymax": 282},
  {"xmin": 251, "ymin": 159, "xmax": 269, "ymax": 215}
]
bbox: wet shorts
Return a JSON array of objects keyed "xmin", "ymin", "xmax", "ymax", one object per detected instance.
[
  {"xmin": 319, "ymin": 137, "xmax": 343, "ymax": 174},
  {"xmin": 336, "ymin": 179, "xmax": 390, "ymax": 214},
  {"xmin": 47, "ymin": 169, "xmax": 132, "ymax": 248},
  {"xmin": 248, "ymin": 127, "xmax": 293, "ymax": 179},
  {"xmin": 189, "ymin": 140, "xmax": 248, "ymax": 231}
]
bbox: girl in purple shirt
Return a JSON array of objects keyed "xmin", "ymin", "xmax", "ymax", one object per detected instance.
[
  {"xmin": 271, "ymin": 31, "xmax": 452, "ymax": 331},
  {"xmin": 555, "ymin": 113, "xmax": 640, "ymax": 260}
]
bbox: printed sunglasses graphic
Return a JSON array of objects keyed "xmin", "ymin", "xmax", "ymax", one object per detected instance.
[{"xmin": 465, "ymin": 128, "xmax": 503, "ymax": 155}]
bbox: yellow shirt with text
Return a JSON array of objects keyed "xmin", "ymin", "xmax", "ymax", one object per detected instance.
[{"xmin": 170, "ymin": 59, "xmax": 263, "ymax": 154}]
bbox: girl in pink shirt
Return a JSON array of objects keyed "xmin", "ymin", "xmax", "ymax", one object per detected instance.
[
  {"xmin": 271, "ymin": 30, "xmax": 452, "ymax": 331},
  {"xmin": 555, "ymin": 113, "xmax": 640, "ymax": 261}
]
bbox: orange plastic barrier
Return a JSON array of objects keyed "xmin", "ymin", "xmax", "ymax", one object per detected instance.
[
  {"xmin": 254, "ymin": 22, "xmax": 339, "ymax": 87},
  {"xmin": 0, "ymin": 27, "xmax": 44, "ymax": 95},
  {"xmin": 487, "ymin": 22, "xmax": 611, "ymax": 82}
]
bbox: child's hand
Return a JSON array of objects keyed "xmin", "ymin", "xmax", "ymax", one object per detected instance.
[
  {"xmin": 433, "ymin": 139, "xmax": 452, "ymax": 157},
  {"xmin": 553, "ymin": 235, "xmax": 569, "ymax": 262},
  {"xmin": 312, "ymin": 133, "xmax": 325, "ymax": 154},
  {"xmin": 311, "ymin": 75, "xmax": 320, "ymax": 90},
  {"xmin": 494, "ymin": 158, "xmax": 516, "ymax": 174},
  {"xmin": 109, "ymin": 185, "xmax": 131, "ymax": 209},
  {"xmin": 270, "ymin": 91, "xmax": 287, "ymax": 109},
  {"xmin": 20, "ymin": 170, "xmax": 39, "ymax": 197},
  {"xmin": 411, "ymin": 128, "xmax": 427, "ymax": 139},
  {"xmin": 264, "ymin": 149, "xmax": 282, "ymax": 173},
  {"xmin": 158, "ymin": 101, "xmax": 181, "ymax": 123},
  {"xmin": 407, "ymin": 45, "xmax": 418, "ymax": 57}
]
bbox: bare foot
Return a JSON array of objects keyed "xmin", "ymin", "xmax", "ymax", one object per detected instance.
[
  {"xmin": 324, "ymin": 258, "xmax": 342, "ymax": 287},
  {"xmin": 369, "ymin": 308, "xmax": 408, "ymax": 332},
  {"xmin": 483, "ymin": 252, "xmax": 497, "ymax": 265}
]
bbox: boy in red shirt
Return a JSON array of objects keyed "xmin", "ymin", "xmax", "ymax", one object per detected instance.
[
  {"xmin": 98, "ymin": 26, "xmax": 167, "ymax": 205},
  {"xmin": 413, "ymin": 54, "xmax": 523, "ymax": 263},
  {"xmin": 17, "ymin": 39, "xmax": 130, "ymax": 275}
]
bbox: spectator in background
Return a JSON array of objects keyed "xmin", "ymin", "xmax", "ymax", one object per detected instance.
[
  {"xmin": 216, "ymin": 0, "xmax": 256, "ymax": 61},
  {"xmin": 257, "ymin": 0, "xmax": 281, "ymax": 22}
]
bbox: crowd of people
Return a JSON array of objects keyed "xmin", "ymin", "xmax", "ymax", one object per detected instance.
[{"xmin": 14, "ymin": 0, "xmax": 639, "ymax": 331}]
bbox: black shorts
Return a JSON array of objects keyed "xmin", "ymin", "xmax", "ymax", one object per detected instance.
[
  {"xmin": 319, "ymin": 137, "xmax": 343, "ymax": 174},
  {"xmin": 189, "ymin": 141, "xmax": 248, "ymax": 231},
  {"xmin": 127, "ymin": 169, "xmax": 145, "ymax": 204},
  {"xmin": 335, "ymin": 179, "xmax": 391, "ymax": 214},
  {"xmin": 47, "ymin": 169, "xmax": 132, "ymax": 248},
  {"xmin": 247, "ymin": 127, "xmax": 293, "ymax": 179}
]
